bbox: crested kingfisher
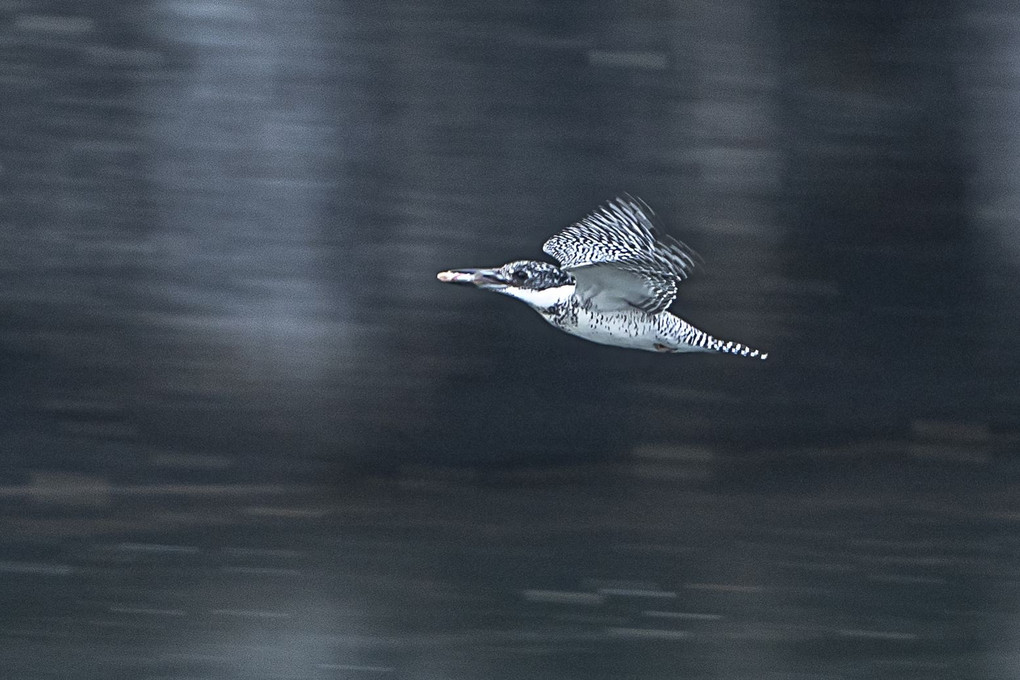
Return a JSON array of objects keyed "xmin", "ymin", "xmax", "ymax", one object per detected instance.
[{"xmin": 437, "ymin": 196, "xmax": 768, "ymax": 359}]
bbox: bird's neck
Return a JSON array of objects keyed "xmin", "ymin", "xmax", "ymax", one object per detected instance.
[{"xmin": 499, "ymin": 284, "xmax": 577, "ymax": 311}]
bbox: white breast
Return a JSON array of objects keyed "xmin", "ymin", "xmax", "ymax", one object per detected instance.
[{"xmin": 553, "ymin": 306, "xmax": 661, "ymax": 350}]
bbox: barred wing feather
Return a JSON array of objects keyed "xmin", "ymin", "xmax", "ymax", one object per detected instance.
[{"xmin": 542, "ymin": 197, "xmax": 699, "ymax": 315}]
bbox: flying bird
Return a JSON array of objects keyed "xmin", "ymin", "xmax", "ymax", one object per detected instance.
[{"xmin": 437, "ymin": 197, "xmax": 768, "ymax": 359}]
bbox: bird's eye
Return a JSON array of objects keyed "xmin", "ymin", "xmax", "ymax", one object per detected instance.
[{"xmin": 513, "ymin": 270, "xmax": 530, "ymax": 282}]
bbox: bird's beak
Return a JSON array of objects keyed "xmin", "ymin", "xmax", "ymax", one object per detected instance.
[{"xmin": 436, "ymin": 268, "xmax": 506, "ymax": 288}]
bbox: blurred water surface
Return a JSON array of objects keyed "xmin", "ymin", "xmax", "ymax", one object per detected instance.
[{"xmin": 1, "ymin": 0, "xmax": 1020, "ymax": 678}]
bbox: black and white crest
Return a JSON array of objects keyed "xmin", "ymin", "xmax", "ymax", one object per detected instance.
[{"xmin": 542, "ymin": 196, "xmax": 700, "ymax": 315}]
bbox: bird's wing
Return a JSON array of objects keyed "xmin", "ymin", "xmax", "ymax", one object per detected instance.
[{"xmin": 542, "ymin": 196, "xmax": 699, "ymax": 315}]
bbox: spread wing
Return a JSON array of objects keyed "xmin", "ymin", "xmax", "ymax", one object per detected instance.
[{"xmin": 542, "ymin": 196, "xmax": 699, "ymax": 315}]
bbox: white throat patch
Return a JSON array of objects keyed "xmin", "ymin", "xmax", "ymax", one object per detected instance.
[{"xmin": 498, "ymin": 284, "xmax": 576, "ymax": 310}]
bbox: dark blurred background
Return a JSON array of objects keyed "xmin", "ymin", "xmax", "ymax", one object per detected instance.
[{"xmin": 2, "ymin": 1, "xmax": 1020, "ymax": 678}]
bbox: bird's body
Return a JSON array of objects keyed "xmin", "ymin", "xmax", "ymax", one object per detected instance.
[
  {"xmin": 438, "ymin": 197, "xmax": 768, "ymax": 359},
  {"xmin": 518, "ymin": 284, "xmax": 760, "ymax": 355}
]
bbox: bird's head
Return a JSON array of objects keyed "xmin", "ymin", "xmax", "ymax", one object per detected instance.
[{"xmin": 437, "ymin": 260, "xmax": 574, "ymax": 307}]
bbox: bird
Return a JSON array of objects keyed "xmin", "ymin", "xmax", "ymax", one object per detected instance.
[{"xmin": 437, "ymin": 196, "xmax": 768, "ymax": 359}]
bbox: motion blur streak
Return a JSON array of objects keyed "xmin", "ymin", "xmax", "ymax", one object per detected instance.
[
  {"xmin": 0, "ymin": 0, "xmax": 1019, "ymax": 679},
  {"xmin": 142, "ymin": 0, "xmax": 341, "ymax": 446},
  {"xmin": 962, "ymin": 1, "xmax": 1020, "ymax": 260}
]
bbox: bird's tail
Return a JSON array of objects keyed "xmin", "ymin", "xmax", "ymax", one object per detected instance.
[
  {"xmin": 697, "ymin": 334, "xmax": 768, "ymax": 360},
  {"xmin": 661, "ymin": 316, "xmax": 768, "ymax": 360}
]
